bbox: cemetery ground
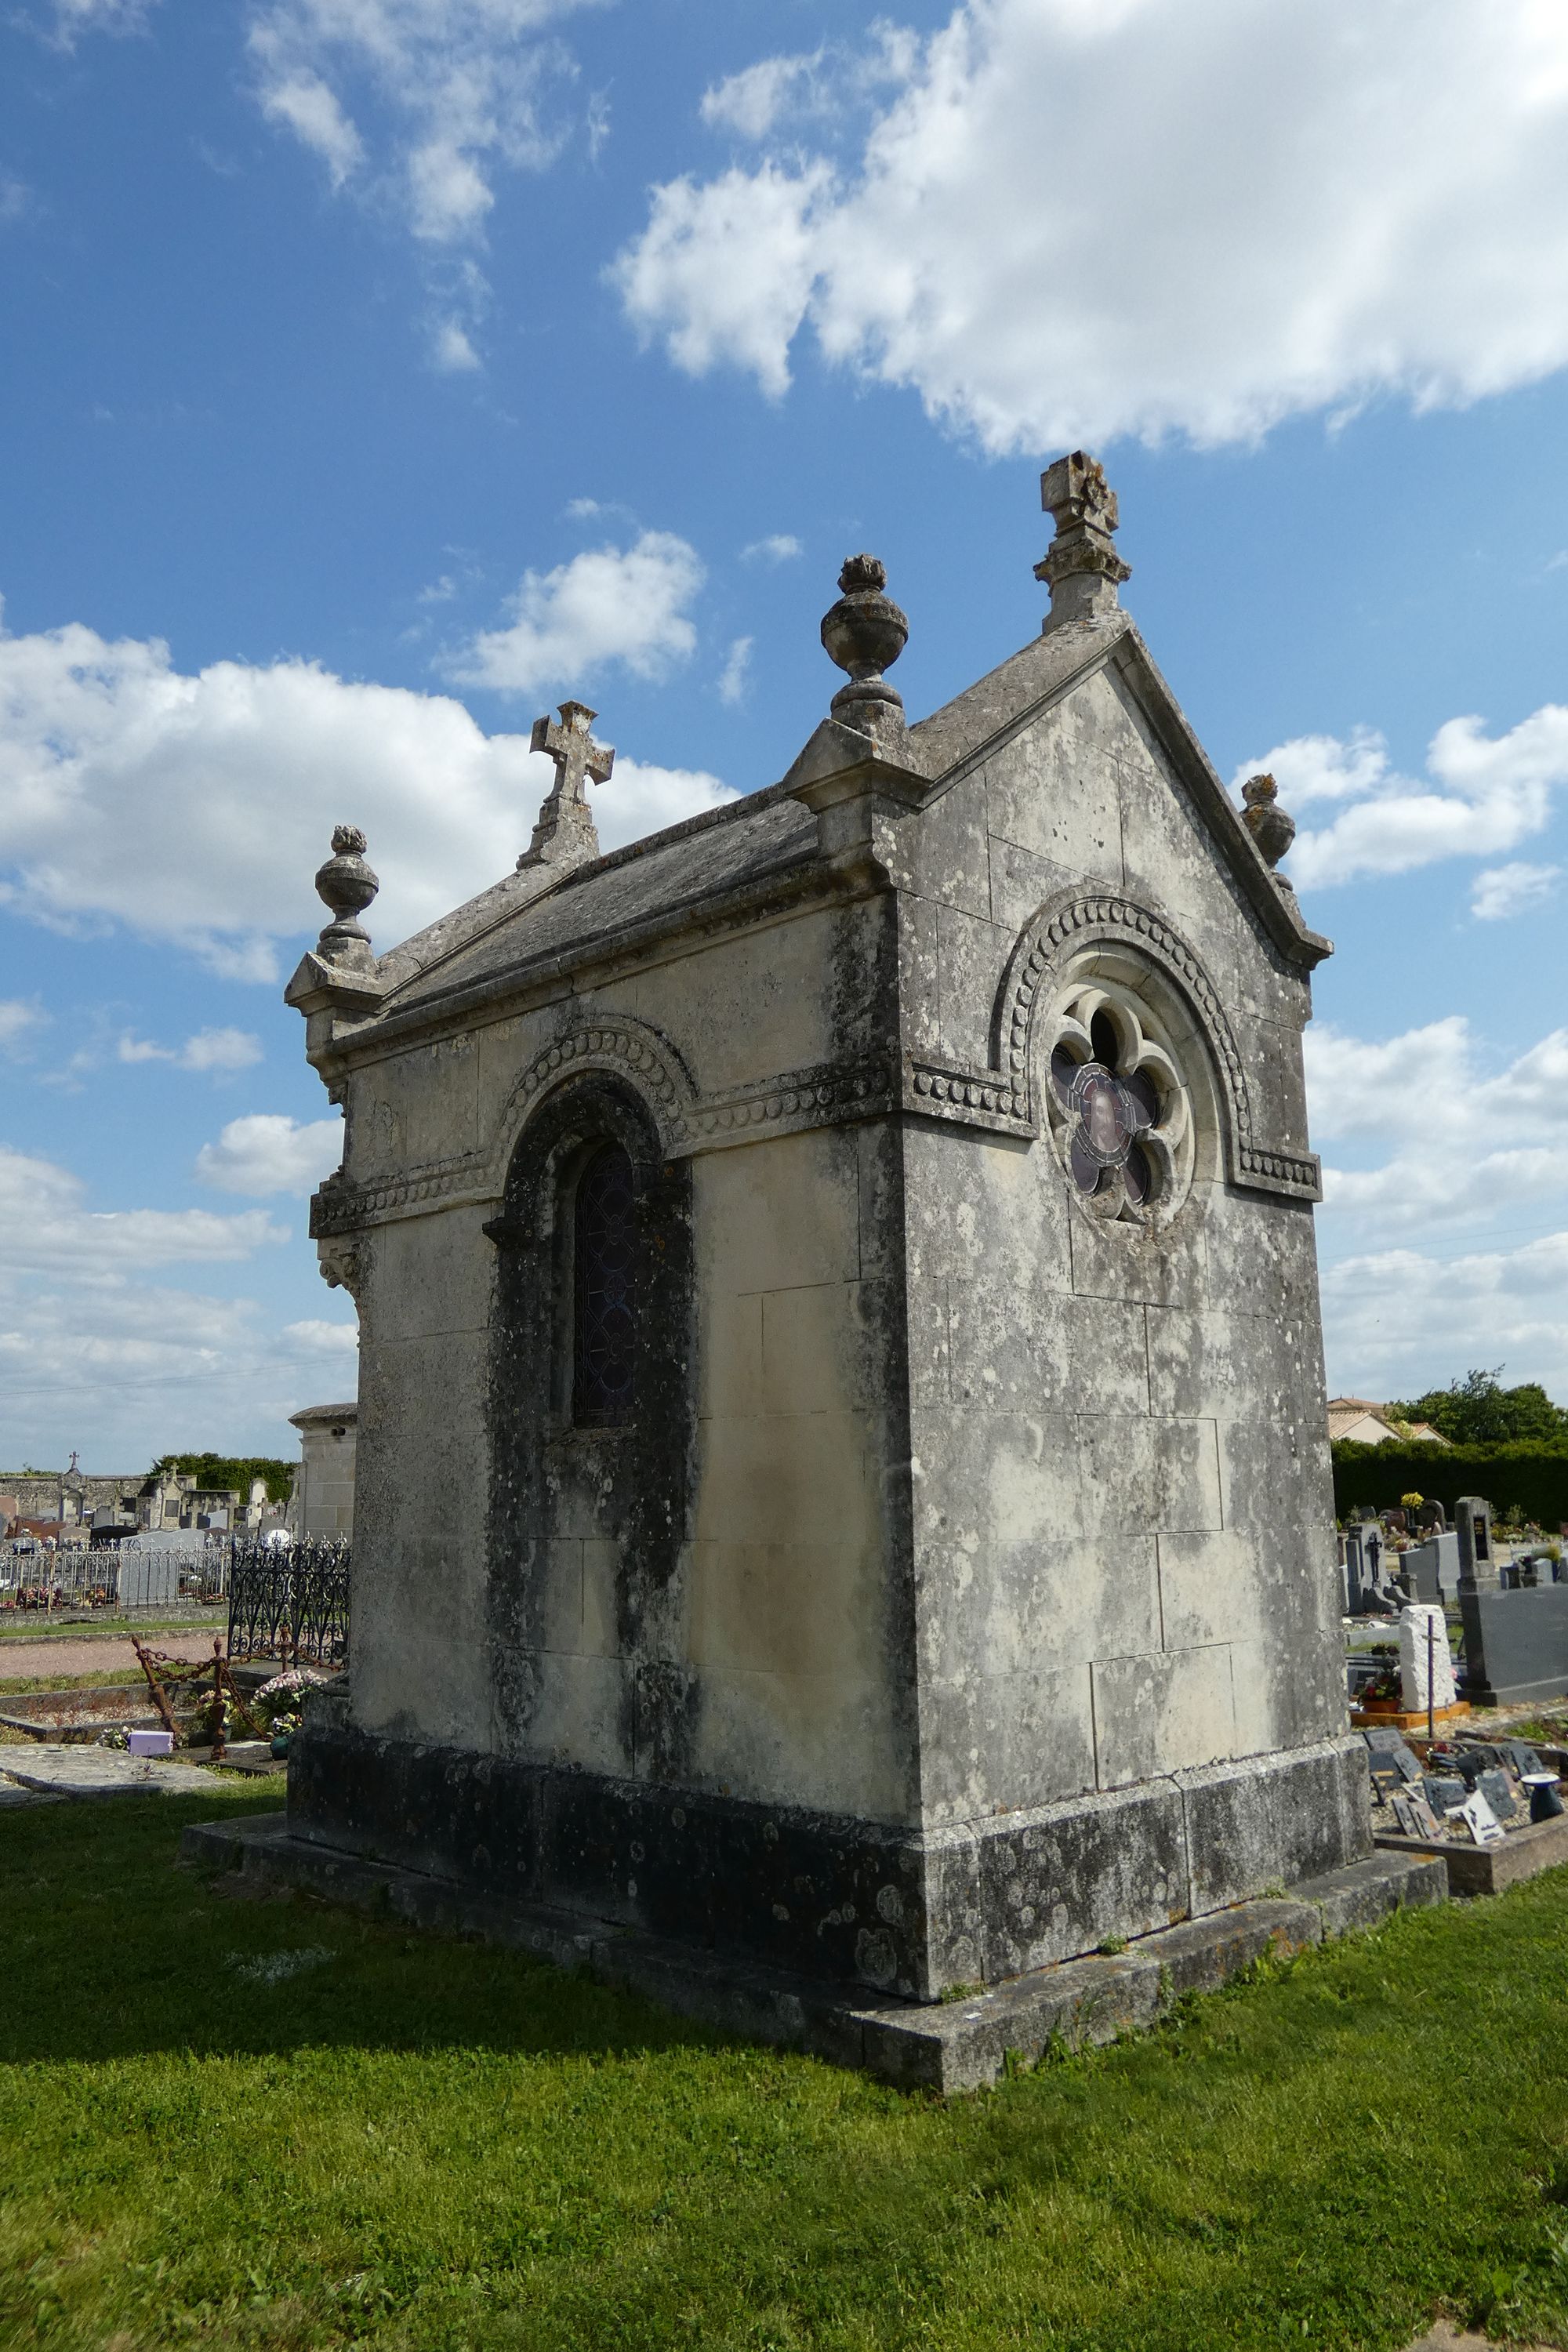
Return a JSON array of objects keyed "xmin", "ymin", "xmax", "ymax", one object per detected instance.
[{"xmin": 1, "ymin": 1794, "xmax": 1567, "ymax": 2351}]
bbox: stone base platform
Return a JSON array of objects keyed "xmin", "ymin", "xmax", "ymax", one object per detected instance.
[
  {"xmin": 1375, "ymin": 1812, "xmax": 1568, "ymax": 1898},
  {"xmin": 182, "ymin": 1813, "xmax": 1446, "ymax": 2092}
]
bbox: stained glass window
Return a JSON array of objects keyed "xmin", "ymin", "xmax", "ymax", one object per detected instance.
[
  {"xmin": 573, "ymin": 1143, "xmax": 637, "ymax": 1425},
  {"xmin": 1044, "ymin": 981, "xmax": 1192, "ymax": 1224}
]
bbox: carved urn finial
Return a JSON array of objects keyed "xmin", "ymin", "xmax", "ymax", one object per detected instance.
[
  {"xmin": 1241, "ymin": 773, "xmax": 1297, "ymax": 881},
  {"xmin": 820, "ymin": 554, "xmax": 909, "ymax": 748},
  {"xmin": 314, "ymin": 824, "xmax": 379, "ymax": 969},
  {"xmin": 1035, "ymin": 451, "xmax": 1131, "ymax": 630}
]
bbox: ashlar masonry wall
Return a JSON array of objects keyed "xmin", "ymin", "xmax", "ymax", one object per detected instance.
[
  {"xmin": 343, "ymin": 889, "xmax": 924, "ymax": 1833},
  {"xmin": 896, "ymin": 650, "xmax": 1345, "ymax": 1860}
]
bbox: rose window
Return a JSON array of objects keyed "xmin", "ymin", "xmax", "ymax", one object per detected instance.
[{"xmin": 1044, "ymin": 985, "xmax": 1192, "ymax": 1221}]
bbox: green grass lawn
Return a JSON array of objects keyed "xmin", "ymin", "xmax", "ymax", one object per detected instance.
[{"xmin": 3, "ymin": 1790, "xmax": 1568, "ymax": 2352}]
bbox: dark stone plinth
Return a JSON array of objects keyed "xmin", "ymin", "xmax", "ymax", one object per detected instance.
[
  {"xmin": 180, "ymin": 1813, "xmax": 1446, "ymax": 2092},
  {"xmin": 286, "ymin": 1719, "xmax": 1374, "ymax": 2000},
  {"xmin": 1459, "ymin": 1582, "xmax": 1568, "ymax": 1707}
]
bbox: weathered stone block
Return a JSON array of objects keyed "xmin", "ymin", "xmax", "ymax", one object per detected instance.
[
  {"xmin": 1180, "ymin": 1738, "xmax": 1366, "ymax": 1914},
  {"xmin": 1092, "ymin": 1646, "xmax": 1236, "ymax": 1788}
]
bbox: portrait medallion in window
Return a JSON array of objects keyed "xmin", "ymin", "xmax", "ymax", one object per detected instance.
[{"xmin": 1041, "ymin": 980, "xmax": 1194, "ymax": 1224}]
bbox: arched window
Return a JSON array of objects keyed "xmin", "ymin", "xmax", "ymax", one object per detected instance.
[{"xmin": 572, "ymin": 1142, "xmax": 637, "ymax": 1425}]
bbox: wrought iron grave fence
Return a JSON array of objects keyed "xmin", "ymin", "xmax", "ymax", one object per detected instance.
[{"xmin": 227, "ymin": 1537, "xmax": 350, "ymax": 1666}]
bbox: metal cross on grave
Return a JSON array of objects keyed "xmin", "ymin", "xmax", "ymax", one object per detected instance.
[{"xmin": 519, "ymin": 699, "xmax": 615, "ymax": 871}]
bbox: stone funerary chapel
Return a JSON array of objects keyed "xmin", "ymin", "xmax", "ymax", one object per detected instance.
[{"xmin": 281, "ymin": 456, "xmax": 1377, "ymax": 2043}]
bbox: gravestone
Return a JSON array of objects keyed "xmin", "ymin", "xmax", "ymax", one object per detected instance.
[
  {"xmin": 1459, "ymin": 1580, "xmax": 1568, "ymax": 1707},
  {"xmin": 1406, "ymin": 1530, "xmax": 1459, "ymax": 1606},
  {"xmin": 1423, "ymin": 1772, "xmax": 1466, "ymax": 1816},
  {"xmin": 1455, "ymin": 1495, "xmax": 1496, "ymax": 1590},
  {"xmin": 1399, "ymin": 1604, "xmax": 1457, "ymax": 1715},
  {"xmin": 279, "ymin": 456, "xmax": 1377, "ymax": 2008}
]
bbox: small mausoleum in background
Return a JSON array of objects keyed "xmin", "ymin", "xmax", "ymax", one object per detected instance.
[{"xmin": 261, "ymin": 456, "xmax": 1439, "ymax": 2069}]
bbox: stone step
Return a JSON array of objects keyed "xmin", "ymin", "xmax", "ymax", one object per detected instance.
[{"xmin": 180, "ymin": 1817, "xmax": 1445, "ymax": 2092}]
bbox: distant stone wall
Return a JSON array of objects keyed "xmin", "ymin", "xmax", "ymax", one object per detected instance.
[{"xmin": 1, "ymin": 1474, "xmax": 143, "ymax": 1520}]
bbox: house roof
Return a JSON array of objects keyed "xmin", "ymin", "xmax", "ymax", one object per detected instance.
[{"xmin": 1326, "ymin": 1397, "xmax": 1450, "ymax": 1445}]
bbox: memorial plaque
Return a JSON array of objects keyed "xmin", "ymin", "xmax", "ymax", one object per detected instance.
[{"xmin": 1451, "ymin": 1790, "xmax": 1506, "ymax": 1849}]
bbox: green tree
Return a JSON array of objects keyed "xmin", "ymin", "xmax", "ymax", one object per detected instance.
[
  {"xmin": 149, "ymin": 1452, "xmax": 295, "ymax": 1504},
  {"xmin": 1384, "ymin": 1368, "xmax": 1568, "ymax": 1446}
]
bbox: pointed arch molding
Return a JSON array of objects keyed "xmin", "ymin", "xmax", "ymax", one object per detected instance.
[{"xmin": 988, "ymin": 890, "xmax": 1320, "ymax": 1201}]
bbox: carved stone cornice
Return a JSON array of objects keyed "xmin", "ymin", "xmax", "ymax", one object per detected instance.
[
  {"xmin": 307, "ymin": 892, "xmax": 1320, "ymax": 1249},
  {"xmin": 903, "ymin": 1058, "xmax": 1033, "ymax": 1136},
  {"xmin": 308, "ymin": 1019, "xmax": 899, "ymax": 1240}
]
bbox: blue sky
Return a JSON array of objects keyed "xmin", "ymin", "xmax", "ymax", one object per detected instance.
[{"xmin": 4, "ymin": 0, "xmax": 1568, "ymax": 1470}]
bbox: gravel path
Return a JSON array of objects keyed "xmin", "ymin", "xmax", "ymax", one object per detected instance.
[{"xmin": 0, "ymin": 1631, "xmax": 223, "ymax": 1683}]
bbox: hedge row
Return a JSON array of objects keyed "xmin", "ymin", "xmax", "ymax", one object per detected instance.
[{"xmin": 1331, "ymin": 1439, "xmax": 1568, "ymax": 1528}]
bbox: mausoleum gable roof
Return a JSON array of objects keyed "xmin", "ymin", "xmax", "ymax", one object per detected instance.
[
  {"xmin": 374, "ymin": 788, "xmax": 818, "ymax": 1022},
  {"xmin": 909, "ymin": 612, "xmax": 1330, "ymax": 971}
]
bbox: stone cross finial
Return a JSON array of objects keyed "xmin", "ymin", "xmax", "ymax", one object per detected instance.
[
  {"xmin": 1241, "ymin": 773, "xmax": 1297, "ymax": 884},
  {"xmin": 521, "ymin": 699, "xmax": 614, "ymax": 870},
  {"xmin": 1035, "ymin": 451, "xmax": 1131, "ymax": 630},
  {"xmin": 313, "ymin": 824, "xmax": 379, "ymax": 970},
  {"xmin": 820, "ymin": 554, "xmax": 909, "ymax": 750}
]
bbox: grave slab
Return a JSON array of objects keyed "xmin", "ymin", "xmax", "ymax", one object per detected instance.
[
  {"xmin": 182, "ymin": 1812, "xmax": 1446, "ymax": 2092},
  {"xmin": 2, "ymin": 1744, "xmax": 210, "ymax": 1799}
]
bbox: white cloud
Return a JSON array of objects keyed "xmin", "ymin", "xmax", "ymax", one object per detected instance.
[
  {"xmin": 0, "ymin": 597, "xmax": 735, "ymax": 978},
  {"xmin": 604, "ymin": 755, "xmax": 735, "ymax": 837},
  {"xmin": 1472, "ymin": 862, "xmax": 1559, "ymax": 922},
  {"xmin": 432, "ymin": 315, "xmax": 482, "ymax": 372},
  {"xmin": 0, "ymin": 1144, "xmax": 285, "ymax": 1276},
  {"xmin": 717, "ymin": 635, "xmax": 752, "ymax": 708},
  {"xmin": 195, "ymin": 1112, "xmax": 344, "ymax": 1196},
  {"xmin": 699, "ymin": 29, "xmax": 916, "ymax": 143},
  {"xmin": 616, "ymin": 0, "xmax": 1568, "ymax": 452},
  {"xmin": 741, "ymin": 533, "xmax": 802, "ymax": 564},
  {"xmin": 118, "ymin": 1027, "xmax": 264, "ymax": 1075},
  {"xmin": 0, "ymin": 177, "xmax": 29, "ymax": 227},
  {"xmin": 43, "ymin": 0, "xmax": 153, "ymax": 45},
  {"xmin": 248, "ymin": 0, "xmax": 604, "ymax": 363},
  {"xmin": 1323, "ymin": 1233, "xmax": 1568, "ymax": 1405},
  {"xmin": 1309, "ymin": 1017, "xmax": 1568, "ymax": 1399},
  {"xmin": 447, "ymin": 531, "xmax": 704, "ymax": 695},
  {"xmin": 1237, "ymin": 706, "xmax": 1568, "ymax": 891},
  {"xmin": 0, "ymin": 1137, "xmax": 343, "ymax": 1463},
  {"xmin": 701, "ymin": 53, "xmax": 824, "ymax": 142},
  {"xmin": 0, "ymin": 1000, "xmax": 45, "ymax": 1056},
  {"xmin": 281, "ymin": 1317, "xmax": 359, "ymax": 1354},
  {"xmin": 615, "ymin": 160, "xmax": 835, "ymax": 402},
  {"xmin": 1308, "ymin": 1018, "xmax": 1568, "ymax": 1156},
  {"xmin": 257, "ymin": 68, "xmax": 364, "ymax": 184}
]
